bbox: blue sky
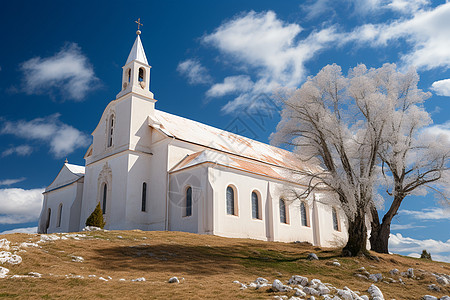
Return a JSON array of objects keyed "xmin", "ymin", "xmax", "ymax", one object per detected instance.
[{"xmin": 0, "ymin": 0, "xmax": 449, "ymax": 261}]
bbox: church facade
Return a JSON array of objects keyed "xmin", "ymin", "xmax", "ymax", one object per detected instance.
[{"xmin": 37, "ymin": 32, "xmax": 348, "ymax": 247}]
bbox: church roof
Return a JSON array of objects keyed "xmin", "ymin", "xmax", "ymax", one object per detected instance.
[
  {"xmin": 65, "ymin": 163, "xmax": 85, "ymax": 176},
  {"xmin": 126, "ymin": 35, "xmax": 148, "ymax": 65},
  {"xmin": 45, "ymin": 163, "xmax": 85, "ymax": 193},
  {"xmin": 154, "ymin": 110, "xmax": 321, "ymax": 174}
]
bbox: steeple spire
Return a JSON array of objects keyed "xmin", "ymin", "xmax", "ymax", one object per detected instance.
[{"xmin": 126, "ymin": 35, "xmax": 148, "ymax": 65}]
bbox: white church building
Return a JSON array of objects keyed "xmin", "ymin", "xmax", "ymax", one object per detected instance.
[{"xmin": 37, "ymin": 31, "xmax": 348, "ymax": 247}]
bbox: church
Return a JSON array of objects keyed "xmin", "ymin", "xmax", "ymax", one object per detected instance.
[{"xmin": 37, "ymin": 29, "xmax": 348, "ymax": 247}]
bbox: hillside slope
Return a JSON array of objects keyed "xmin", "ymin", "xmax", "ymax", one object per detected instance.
[{"xmin": 0, "ymin": 230, "xmax": 449, "ymax": 299}]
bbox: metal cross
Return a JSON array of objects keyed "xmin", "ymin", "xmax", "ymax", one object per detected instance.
[{"xmin": 135, "ymin": 18, "xmax": 143, "ymax": 30}]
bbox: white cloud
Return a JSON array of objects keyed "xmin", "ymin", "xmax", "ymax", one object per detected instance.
[
  {"xmin": 0, "ymin": 178, "xmax": 26, "ymax": 186},
  {"xmin": 20, "ymin": 43, "xmax": 98, "ymax": 101},
  {"xmin": 203, "ymin": 11, "xmax": 340, "ymax": 113},
  {"xmin": 177, "ymin": 59, "xmax": 212, "ymax": 85},
  {"xmin": 400, "ymin": 207, "xmax": 450, "ymax": 220},
  {"xmin": 431, "ymin": 78, "xmax": 450, "ymax": 96},
  {"xmin": 421, "ymin": 121, "xmax": 450, "ymax": 143},
  {"xmin": 0, "ymin": 188, "xmax": 44, "ymax": 224},
  {"xmin": 390, "ymin": 223, "xmax": 425, "ymax": 230},
  {"xmin": 386, "ymin": 0, "xmax": 430, "ymax": 14},
  {"xmin": 389, "ymin": 233, "xmax": 450, "ymax": 263},
  {"xmin": 0, "ymin": 226, "xmax": 37, "ymax": 235},
  {"xmin": 1, "ymin": 114, "xmax": 90, "ymax": 158},
  {"xmin": 1, "ymin": 145, "xmax": 33, "ymax": 157},
  {"xmin": 349, "ymin": 3, "xmax": 450, "ymax": 70},
  {"xmin": 206, "ymin": 75, "xmax": 253, "ymax": 97}
]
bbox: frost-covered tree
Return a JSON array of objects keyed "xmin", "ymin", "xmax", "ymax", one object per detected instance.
[
  {"xmin": 369, "ymin": 69, "xmax": 450, "ymax": 253},
  {"xmin": 271, "ymin": 63, "xmax": 445, "ymax": 256}
]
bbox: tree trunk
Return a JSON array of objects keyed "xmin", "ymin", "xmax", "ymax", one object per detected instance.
[
  {"xmin": 343, "ymin": 210, "xmax": 368, "ymax": 256},
  {"xmin": 370, "ymin": 193, "xmax": 405, "ymax": 254}
]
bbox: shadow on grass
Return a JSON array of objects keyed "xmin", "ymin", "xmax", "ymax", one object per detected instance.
[{"xmin": 90, "ymin": 242, "xmax": 316, "ymax": 275}]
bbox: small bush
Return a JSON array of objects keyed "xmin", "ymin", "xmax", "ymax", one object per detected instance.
[
  {"xmin": 420, "ymin": 249, "xmax": 432, "ymax": 260},
  {"xmin": 85, "ymin": 202, "xmax": 105, "ymax": 228}
]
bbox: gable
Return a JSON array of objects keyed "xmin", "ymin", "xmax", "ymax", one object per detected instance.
[{"xmin": 45, "ymin": 163, "xmax": 85, "ymax": 192}]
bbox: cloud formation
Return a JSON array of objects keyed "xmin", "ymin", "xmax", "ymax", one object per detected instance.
[
  {"xmin": 1, "ymin": 114, "xmax": 90, "ymax": 158},
  {"xmin": 1, "ymin": 145, "xmax": 33, "ymax": 157},
  {"xmin": 20, "ymin": 43, "xmax": 99, "ymax": 101},
  {"xmin": 389, "ymin": 233, "xmax": 450, "ymax": 263},
  {"xmin": 0, "ymin": 188, "xmax": 44, "ymax": 224},
  {"xmin": 0, "ymin": 178, "xmax": 26, "ymax": 186},
  {"xmin": 202, "ymin": 10, "xmax": 339, "ymax": 113},
  {"xmin": 177, "ymin": 59, "xmax": 212, "ymax": 85},
  {"xmin": 400, "ymin": 207, "xmax": 450, "ymax": 220},
  {"xmin": 431, "ymin": 78, "xmax": 450, "ymax": 96},
  {"xmin": 0, "ymin": 226, "xmax": 37, "ymax": 235}
]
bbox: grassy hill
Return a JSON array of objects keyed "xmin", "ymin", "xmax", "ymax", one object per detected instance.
[{"xmin": 0, "ymin": 230, "xmax": 449, "ymax": 299}]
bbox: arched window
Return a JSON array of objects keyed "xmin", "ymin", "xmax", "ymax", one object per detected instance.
[
  {"xmin": 332, "ymin": 207, "xmax": 339, "ymax": 231},
  {"xmin": 56, "ymin": 203, "xmax": 63, "ymax": 227},
  {"xmin": 141, "ymin": 182, "xmax": 147, "ymax": 212},
  {"xmin": 138, "ymin": 68, "xmax": 145, "ymax": 82},
  {"xmin": 45, "ymin": 208, "xmax": 51, "ymax": 232},
  {"xmin": 226, "ymin": 186, "xmax": 236, "ymax": 215},
  {"xmin": 127, "ymin": 68, "xmax": 131, "ymax": 83},
  {"xmin": 300, "ymin": 202, "xmax": 308, "ymax": 226},
  {"xmin": 107, "ymin": 115, "xmax": 115, "ymax": 148},
  {"xmin": 279, "ymin": 198, "xmax": 287, "ymax": 224},
  {"xmin": 185, "ymin": 186, "xmax": 192, "ymax": 217},
  {"xmin": 251, "ymin": 191, "xmax": 260, "ymax": 219},
  {"xmin": 102, "ymin": 183, "xmax": 107, "ymax": 214}
]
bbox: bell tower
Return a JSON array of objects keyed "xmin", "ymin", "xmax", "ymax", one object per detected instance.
[{"xmin": 116, "ymin": 28, "xmax": 154, "ymax": 100}]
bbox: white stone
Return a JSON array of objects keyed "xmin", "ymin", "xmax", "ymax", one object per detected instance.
[
  {"xmin": 389, "ymin": 269, "xmax": 399, "ymax": 275},
  {"xmin": 289, "ymin": 275, "xmax": 308, "ymax": 286},
  {"xmin": 0, "ymin": 251, "xmax": 22, "ymax": 265},
  {"xmin": 99, "ymin": 277, "xmax": 108, "ymax": 281},
  {"xmin": 303, "ymin": 286, "xmax": 319, "ymax": 296},
  {"xmin": 132, "ymin": 277, "xmax": 145, "ymax": 282},
  {"xmin": 0, "ymin": 239, "xmax": 10, "ymax": 250},
  {"xmin": 19, "ymin": 242, "xmax": 39, "ymax": 248},
  {"xmin": 255, "ymin": 277, "xmax": 269, "ymax": 285},
  {"xmin": 294, "ymin": 287, "xmax": 307, "ymax": 297},
  {"xmin": 422, "ymin": 296, "xmax": 437, "ymax": 300},
  {"xmin": 437, "ymin": 276, "xmax": 449, "ymax": 285},
  {"xmin": 440, "ymin": 296, "xmax": 450, "ymax": 300},
  {"xmin": 0, "ymin": 266, "xmax": 9, "ymax": 278},
  {"xmin": 119, "ymin": 278, "xmax": 126, "ymax": 281},
  {"xmin": 71, "ymin": 256, "xmax": 84, "ymax": 263},
  {"xmin": 407, "ymin": 268, "xmax": 414, "ymax": 278},
  {"xmin": 367, "ymin": 284, "xmax": 384, "ymax": 300},
  {"xmin": 317, "ymin": 284, "xmax": 330, "ymax": 295},
  {"xmin": 332, "ymin": 261, "xmax": 341, "ymax": 267},
  {"xmin": 309, "ymin": 279, "xmax": 322, "ymax": 289},
  {"xmin": 83, "ymin": 226, "xmax": 102, "ymax": 231},
  {"xmin": 360, "ymin": 296, "xmax": 369, "ymax": 300},
  {"xmin": 168, "ymin": 276, "xmax": 179, "ymax": 284},
  {"xmin": 307, "ymin": 253, "xmax": 319, "ymax": 260},
  {"xmin": 368, "ymin": 273, "xmax": 383, "ymax": 282},
  {"xmin": 28, "ymin": 272, "xmax": 42, "ymax": 278}
]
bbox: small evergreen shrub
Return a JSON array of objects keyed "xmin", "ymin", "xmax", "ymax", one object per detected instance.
[
  {"xmin": 420, "ymin": 249, "xmax": 432, "ymax": 260},
  {"xmin": 85, "ymin": 202, "xmax": 105, "ymax": 229}
]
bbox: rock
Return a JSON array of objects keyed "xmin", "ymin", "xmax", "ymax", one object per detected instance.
[
  {"xmin": 389, "ymin": 269, "xmax": 399, "ymax": 275},
  {"xmin": 343, "ymin": 286, "xmax": 363, "ymax": 300},
  {"xmin": 19, "ymin": 242, "xmax": 39, "ymax": 248},
  {"xmin": 28, "ymin": 272, "xmax": 42, "ymax": 278},
  {"xmin": 82, "ymin": 226, "xmax": 103, "ymax": 231},
  {"xmin": 368, "ymin": 273, "xmax": 383, "ymax": 282},
  {"xmin": 428, "ymin": 284, "xmax": 440, "ymax": 292},
  {"xmin": 0, "ymin": 251, "xmax": 22, "ymax": 265},
  {"xmin": 132, "ymin": 277, "xmax": 145, "ymax": 282},
  {"xmin": 88, "ymin": 275, "xmax": 96, "ymax": 278},
  {"xmin": 303, "ymin": 286, "xmax": 319, "ymax": 296},
  {"xmin": 71, "ymin": 256, "xmax": 84, "ymax": 263},
  {"xmin": 440, "ymin": 296, "xmax": 450, "ymax": 300},
  {"xmin": 168, "ymin": 276, "xmax": 179, "ymax": 283},
  {"xmin": 119, "ymin": 278, "xmax": 126, "ymax": 281},
  {"xmin": 367, "ymin": 284, "xmax": 384, "ymax": 300},
  {"xmin": 273, "ymin": 279, "xmax": 292, "ymax": 292},
  {"xmin": 0, "ymin": 239, "xmax": 10, "ymax": 250},
  {"xmin": 309, "ymin": 279, "xmax": 322, "ymax": 289},
  {"xmin": 355, "ymin": 274, "xmax": 368, "ymax": 280},
  {"xmin": 99, "ymin": 277, "xmax": 108, "ymax": 281},
  {"xmin": 309, "ymin": 297, "xmax": 316, "ymax": 300},
  {"xmin": 255, "ymin": 277, "xmax": 269, "ymax": 285},
  {"xmin": 437, "ymin": 276, "xmax": 449, "ymax": 285},
  {"xmin": 332, "ymin": 261, "xmax": 341, "ymax": 267},
  {"xmin": 288, "ymin": 297, "xmax": 302, "ymax": 300},
  {"xmin": 273, "ymin": 296, "xmax": 288, "ymax": 300},
  {"xmin": 421, "ymin": 296, "xmax": 437, "ymax": 300},
  {"xmin": 288, "ymin": 275, "xmax": 308, "ymax": 286},
  {"xmin": 360, "ymin": 296, "xmax": 369, "ymax": 300},
  {"xmin": 0, "ymin": 266, "xmax": 9, "ymax": 278},
  {"xmin": 337, "ymin": 289, "xmax": 353, "ymax": 300},
  {"xmin": 307, "ymin": 253, "xmax": 319, "ymax": 260},
  {"xmin": 317, "ymin": 284, "xmax": 330, "ymax": 295},
  {"xmin": 294, "ymin": 287, "xmax": 307, "ymax": 297},
  {"xmin": 407, "ymin": 268, "xmax": 414, "ymax": 278}
]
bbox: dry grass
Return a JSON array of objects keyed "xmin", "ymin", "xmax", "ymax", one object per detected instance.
[{"xmin": 0, "ymin": 230, "xmax": 449, "ymax": 299}]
